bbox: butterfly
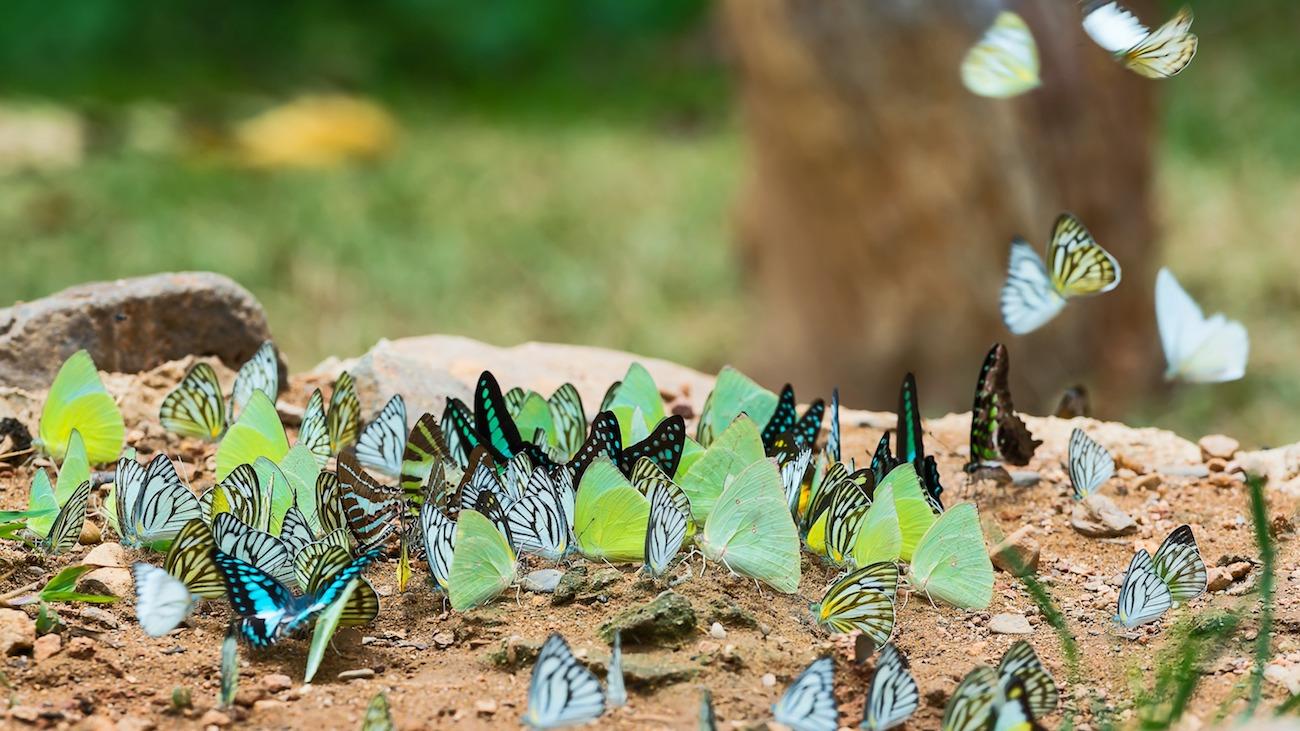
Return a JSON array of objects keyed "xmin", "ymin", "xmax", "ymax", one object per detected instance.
[
  {"xmin": 27, "ymin": 479, "xmax": 91, "ymax": 555},
  {"xmin": 212, "ymin": 547, "xmax": 381, "ymax": 647},
  {"xmin": 213, "ymin": 513, "xmax": 296, "ymax": 588},
  {"xmin": 521, "ymin": 634, "xmax": 606, "ymax": 729},
  {"xmin": 1000, "ymin": 213, "xmax": 1121, "ymax": 335},
  {"xmin": 37, "ymin": 350, "xmax": 125, "ymax": 463},
  {"xmin": 606, "ymin": 631, "xmax": 627, "ymax": 709},
  {"xmin": 821, "ymin": 479, "xmax": 873, "ymax": 566},
  {"xmin": 220, "ymin": 623, "xmax": 239, "ymax": 708},
  {"xmin": 894, "ymin": 375, "xmax": 943, "ymax": 513},
  {"xmin": 1054, "ymin": 385, "xmax": 1091, "ymax": 419},
  {"xmin": 132, "ymin": 520, "xmax": 225, "ymax": 636},
  {"xmin": 397, "ymin": 412, "xmax": 452, "ymax": 502},
  {"xmin": 995, "ymin": 641, "xmax": 1058, "ymax": 721},
  {"xmin": 826, "ymin": 388, "xmax": 841, "ymax": 463},
  {"xmin": 337, "ymin": 452, "xmax": 403, "ymax": 553},
  {"xmin": 297, "ymin": 373, "xmax": 362, "ymax": 466},
  {"xmin": 159, "ymin": 363, "xmax": 227, "ymax": 441},
  {"xmin": 698, "ymin": 459, "xmax": 801, "ymax": 593},
  {"xmin": 780, "ymin": 447, "xmax": 813, "ymax": 519},
  {"xmin": 811, "ymin": 561, "xmax": 897, "ymax": 646},
  {"xmin": 1155, "ymin": 267, "xmax": 1248, "ymax": 383},
  {"xmin": 967, "ymin": 344, "xmax": 1040, "ymax": 471},
  {"xmin": 961, "ymin": 11, "xmax": 1040, "ymax": 98},
  {"xmin": 861, "ymin": 643, "xmax": 919, "ymax": 731},
  {"xmin": 230, "ymin": 342, "xmax": 279, "ymax": 421},
  {"xmin": 870, "ymin": 432, "xmax": 900, "ymax": 484},
  {"xmin": 762, "ymin": 384, "xmax": 825, "ymax": 454},
  {"xmin": 695, "ymin": 365, "xmax": 781, "ymax": 448},
  {"xmin": 772, "ymin": 656, "xmax": 839, "ymax": 731},
  {"xmin": 909, "ymin": 503, "xmax": 994, "ymax": 609},
  {"xmin": 989, "ymin": 680, "xmax": 1048, "ymax": 731},
  {"xmin": 1082, "ymin": 2, "xmax": 1197, "ymax": 79},
  {"xmin": 111, "ymin": 454, "xmax": 203, "ymax": 550},
  {"xmin": 419, "ymin": 500, "xmax": 456, "ymax": 593},
  {"xmin": 355, "ymin": 394, "xmax": 407, "ymax": 479},
  {"xmin": 361, "ymin": 692, "xmax": 396, "ymax": 731},
  {"xmin": 293, "ymin": 543, "xmax": 381, "ymax": 626},
  {"xmin": 699, "ymin": 688, "xmax": 718, "ymax": 731},
  {"xmin": 1067, "ymin": 428, "xmax": 1113, "ymax": 499},
  {"xmin": 941, "ymin": 665, "xmax": 998, "ymax": 731},
  {"xmin": 643, "ymin": 476, "xmax": 689, "ymax": 578},
  {"xmin": 505, "ymin": 383, "xmax": 589, "ymax": 462},
  {"xmin": 506, "ymin": 467, "xmax": 573, "ymax": 561},
  {"xmin": 1115, "ymin": 525, "xmax": 1207, "ymax": 628}
]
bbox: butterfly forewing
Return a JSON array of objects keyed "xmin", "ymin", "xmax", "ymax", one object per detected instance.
[
  {"xmin": 1152, "ymin": 524, "xmax": 1207, "ymax": 603},
  {"xmin": 297, "ymin": 389, "xmax": 331, "ymax": 467},
  {"xmin": 40, "ymin": 480, "xmax": 91, "ymax": 554},
  {"xmin": 773, "ymin": 656, "xmax": 839, "ymax": 731},
  {"xmin": 230, "ymin": 341, "xmax": 278, "ymax": 422},
  {"xmin": 941, "ymin": 665, "xmax": 998, "ymax": 731},
  {"xmin": 399, "ymin": 413, "xmax": 450, "ymax": 502},
  {"xmin": 995, "ymin": 641, "xmax": 1058, "ymax": 720},
  {"xmin": 1067, "ymin": 428, "xmax": 1113, "ymax": 499},
  {"xmin": 164, "ymin": 518, "xmax": 225, "ymax": 598},
  {"xmin": 1116, "ymin": 549, "xmax": 1172, "ymax": 628},
  {"xmin": 547, "ymin": 384, "xmax": 586, "ymax": 460},
  {"xmin": 327, "ymin": 372, "xmax": 361, "ymax": 454},
  {"xmin": 643, "ymin": 479, "xmax": 688, "ymax": 578},
  {"xmin": 355, "ymin": 394, "xmax": 407, "ymax": 478},
  {"xmin": 618, "ymin": 415, "xmax": 686, "ymax": 478},
  {"xmin": 337, "ymin": 452, "xmax": 403, "ymax": 553},
  {"xmin": 1047, "ymin": 213, "xmax": 1120, "ymax": 297},
  {"xmin": 862, "ymin": 643, "xmax": 919, "ymax": 731},
  {"xmin": 160, "ymin": 363, "xmax": 226, "ymax": 440},
  {"xmin": 419, "ymin": 501, "xmax": 456, "ymax": 591},
  {"xmin": 814, "ymin": 562, "xmax": 896, "ymax": 645},
  {"xmin": 522, "ymin": 634, "xmax": 606, "ymax": 729}
]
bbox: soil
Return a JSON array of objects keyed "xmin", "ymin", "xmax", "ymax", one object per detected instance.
[{"xmin": 1, "ymin": 358, "xmax": 1297, "ymax": 730}]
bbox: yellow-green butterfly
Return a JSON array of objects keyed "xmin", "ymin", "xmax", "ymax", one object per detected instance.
[
  {"xmin": 695, "ymin": 366, "xmax": 779, "ymax": 448},
  {"xmin": 698, "ymin": 459, "xmax": 801, "ymax": 593},
  {"xmin": 215, "ymin": 391, "xmax": 289, "ymax": 481},
  {"xmin": 573, "ymin": 457, "xmax": 649, "ymax": 563},
  {"xmin": 961, "ymin": 12, "xmax": 1040, "ymax": 98},
  {"xmin": 811, "ymin": 561, "xmax": 897, "ymax": 646},
  {"xmin": 677, "ymin": 415, "xmax": 766, "ymax": 523},
  {"xmin": 37, "ymin": 350, "xmax": 125, "ymax": 464},
  {"xmin": 909, "ymin": 503, "xmax": 994, "ymax": 609},
  {"xmin": 447, "ymin": 509, "xmax": 517, "ymax": 611}
]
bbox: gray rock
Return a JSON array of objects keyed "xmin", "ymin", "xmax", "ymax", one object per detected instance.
[
  {"xmin": 1157, "ymin": 464, "xmax": 1210, "ymax": 478},
  {"xmin": 599, "ymin": 591, "xmax": 696, "ymax": 645},
  {"xmin": 707, "ymin": 599, "xmax": 759, "ymax": 629},
  {"xmin": 337, "ymin": 668, "xmax": 376, "ymax": 681},
  {"xmin": 520, "ymin": 569, "xmax": 564, "ymax": 594},
  {"xmin": 0, "ymin": 272, "xmax": 279, "ymax": 390},
  {"xmin": 1070, "ymin": 494, "xmax": 1137, "ymax": 537},
  {"xmin": 587, "ymin": 567, "xmax": 623, "ymax": 592},
  {"xmin": 1010, "ymin": 471, "xmax": 1041, "ymax": 487},
  {"xmin": 484, "ymin": 635, "xmax": 543, "ymax": 671},
  {"xmin": 551, "ymin": 566, "xmax": 589, "ymax": 606},
  {"xmin": 988, "ymin": 613, "xmax": 1033, "ymax": 635},
  {"xmin": 620, "ymin": 657, "xmax": 699, "ymax": 689}
]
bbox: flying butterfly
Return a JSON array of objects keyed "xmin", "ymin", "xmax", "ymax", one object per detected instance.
[
  {"xmin": 1083, "ymin": 2, "xmax": 1196, "ymax": 79},
  {"xmin": 132, "ymin": 563, "xmax": 201, "ymax": 638},
  {"xmin": 961, "ymin": 11, "xmax": 1040, "ymax": 98},
  {"xmin": 772, "ymin": 656, "xmax": 839, "ymax": 731},
  {"xmin": 1000, "ymin": 213, "xmax": 1121, "ymax": 335},
  {"xmin": 212, "ymin": 547, "xmax": 381, "ymax": 647},
  {"xmin": 355, "ymin": 394, "xmax": 407, "ymax": 479},
  {"xmin": 521, "ymin": 634, "xmax": 606, "ymax": 729},
  {"xmin": 762, "ymin": 384, "xmax": 825, "ymax": 454},
  {"xmin": 1156, "ymin": 267, "xmax": 1248, "ymax": 383},
  {"xmin": 1067, "ymin": 428, "xmax": 1113, "ymax": 499},
  {"xmin": 810, "ymin": 561, "xmax": 897, "ymax": 646},
  {"xmin": 861, "ymin": 643, "xmax": 919, "ymax": 731},
  {"xmin": 966, "ymin": 344, "xmax": 1040, "ymax": 471}
]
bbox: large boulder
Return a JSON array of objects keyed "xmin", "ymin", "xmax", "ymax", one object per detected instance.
[
  {"xmin": 321, "ymin": 335, "xmax": 718, "ymax": 422},
  {"xmin": 0, "ymin": 272, "xmax": 279, "ymax": 391}
]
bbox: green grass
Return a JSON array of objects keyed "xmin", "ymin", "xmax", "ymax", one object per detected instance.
[{"xmin": 0, "ymin": 105, "xmax": 744, "ymax": 375}]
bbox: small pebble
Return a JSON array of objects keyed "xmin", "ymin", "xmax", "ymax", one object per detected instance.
[
  {"xmin": 761, "ymin": 673, "xmax": 776, "ymax": 688},
  {"xmin": 709, "ymin": 622, "xmax": 727, "ymax": 639},
  {"xmin": 337, "ymin": 668, "xmax": 376, "ymax": 681}
]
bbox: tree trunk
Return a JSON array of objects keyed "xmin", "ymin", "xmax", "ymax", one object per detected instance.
[{"xmin": 721, "ymin": 0, "xmax": 1161, "ymax": 420}]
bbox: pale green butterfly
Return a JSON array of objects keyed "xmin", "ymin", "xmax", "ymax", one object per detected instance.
[
  {"xmin": 698, "ymin": 458, "xmax": 801, "ymax": 593},
  {"xmin": 851, "ymin": 476, "xmax": 903, "ymax": 568},
  {"xmin": 38, "ymin": 350, "xmax": 125, "ymax": 464},
  {"xmin": 676, "ymin": 414, "xmax": 766, "ymax": 523},
  {"xmin": 695, "ymin": 365, "xmax": 778, "ymax": 448},
  {"xmin": 909, "ymin": 503, "xmax": 994, "ymax": 609},
  {"xmin": 573, "ymin": 457, "xmax": 649, "ymax": 563},
  {"xmin": 961, "ymin": 12, "xmax": 1041, "ymax": 99},
  {"xmin": 447, "ymin": 509, "xmax": 517, "ymax": 611},
  {"xmin": 606, "ymin": 362, "xmax": 666, "ymax": 445},
  {"xmin": 215, "ymin": 391, "xmax": 289, "ymax": 480},
  {"xmin": 888, "ymin": 463, "xmax": 936, "ymax": 562}
]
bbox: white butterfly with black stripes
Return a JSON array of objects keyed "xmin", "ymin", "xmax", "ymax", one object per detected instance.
[
  {"xmin": 506, "ymin": 468, "xmax": 572, "ymax": 561},
  {"xmin": 606, "ymin": 631, "xmax": 626, "ymax": 709},
  {"xmin": 355, "ymin": 394, "xmax": 408, "ymax": 479},
  {"xmin": 419, "ymin": 500, "xmax": 456, "ymax": 593},
  {"xmin": 861, "ymin": 643, "xmax": 918, "ymax": 731},
  {"xmin": 1116, "ymin": 524, "xmax": 1206, "ymax": 628},
  {"xmin": 642, "ymin": 477, "xmax": 689, "ymax": 578},
  {"xmin": 212, "ymin": 513, "xmax": 297, "ymax": 589},
  {"xmin": 772, "ymin": 656, "xmax": 839, "ymax": 731},
  {"xmin": 1083, "ymin": 2, "xmax": 1196, "ymax": 79},
  {"xmin": 521, "ymin": 633, "xmax": 606, "ymax": 729},
  {"xmin": 1067, "ymin": 428, "xmax": 1113, "ymax": 500},
  {"xmin": 230, "ymin": 341, "xmax": 279, "ymax": 422},
  {"xmin": 112, "ymin": 454, "xmax": 203, "ymax": 550},
  {"xmin": 30, "ymin": 480, "xmax": 92, "ymax": 555},
  {"xmin": 1000, "ymin": 213, "xmax": 1120, "ymax": 335}
]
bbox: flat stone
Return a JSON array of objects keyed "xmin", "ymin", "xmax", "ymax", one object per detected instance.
[
  {"xmin": 78, "ymin": 567, "xmax": 133, "ymax": 599},
  {"xmin": 115, "ymin": 717, "xmax": 155, "ymax": 731},
  {"xmin": 587, "ymin": 567, "xmax": 622, "ymax": 592},
  {"xmin": 520, "ymin": 569, "xmax": 564, "ymax": 594},
  {"xmin": 1199, "ymin": 434, "xmax": 1240, "ymax": 461},
  {"xmin": 0, "ymin": 608, "xmax": 35, "ymax": 655},
  {"xmin": 1207, "ymin": 567, "xmax": 1233, "ymax": 592},
  {"xmin": 599, "ymin": 591, "xmax": 696, "ymax": 645},
  {"xmin": 199, "ymin": 710, "xmax": 232, "ymax": 727},
  {"xmin": 484, "ymin": 635, "xmax": 543, "ymax": 670},
  {"xmin": 1158, "ymin": 464, "xmax": 1210, "ymax": 479},
  {"xmin": 621, "ymin": 657, "xmax": 700, "ymax": 689},
  {"xmin": 337, "ymin": 668, "xmax": 375, "ymax": 681},
  {"xmin": 988, "ymin": 613, "xmax": 1033, "ymax": 635},
  {"xmin": 327, "ymin": 335, "xmax": 716, "ymax": 432},
  {"xmin": 707, "ymin": 599, "xmax": 759, "ymax": 629},
  {"xmin": 0, "ymin": 272, "xmax": 278, "ymax": 391},
  {"xmin": 261, "ymin": 674, "xmax": 292, "ymax": 693},
  {"xmin": 989, "ymin": 526, "xmax": 1040, "ymax": 575},
  {"xmin": 32, "ymin": 633, "xmax": 61, "ymax": 663},
  {"xmin": 1070, "ymin": 494, "xmax": 1137, "ymax": 538},
  {"xmin": 1009, "ymin": 471, "xmax": 1041, "ymax": 488}
]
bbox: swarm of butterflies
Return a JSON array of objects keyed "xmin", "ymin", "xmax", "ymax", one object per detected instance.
[{"xmin": 1, "ymin": 326, "xmax": 1218, "ymax": 729}]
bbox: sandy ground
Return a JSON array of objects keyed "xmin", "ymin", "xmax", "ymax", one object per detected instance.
[{"xmin": 0, "ymin": 359, "xmax": 1297, "ymax": 730}]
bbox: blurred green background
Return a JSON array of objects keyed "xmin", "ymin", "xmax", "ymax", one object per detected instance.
[{"xmin": 0, "ymin": 0, "xmax": 1297, "ymax": 445}]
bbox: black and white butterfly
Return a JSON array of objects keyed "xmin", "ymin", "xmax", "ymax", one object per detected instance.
[
  {"xmin": 861, "ymin": 643, "xmax": 918, "ymax": 731},
  {"xmin": 506, "ymin": 468, "xmax": 573, "ymax": 561},
  {"xmin": 212, "ymin": 547, "xmax": 381, "ymax": 648},
  {"xmin": 355, "ymin": 394, "xmax": 408, "ymax": 479},
  {"xmin": 827, "ymin": 387, "xmax": 841, "ymax": 463},
  {"xmin": 642, "ymin": 477, "xmax": 689, "ymax": 578},
  {"xmin": 1067, "ymin": 428, "xmax": 1114, "ymax": 500},
  {"xmin": 297, "ymin": 372, "xmax": 363, "ymax": 466},
  {"xmin": 995, "ymin": 641, "xmax": 1058, "ymax": 721},
  {"xmin": 292, "ymin": 543, "xmax": 381, "ymax": 626},
  {"xmin": 941, "ymin": 665, "xmax": 999, "ymax": 731},
  {"xmin": 1116, "ymin": 524, "xmax": 1206, "ymax": 628},
  {"xmin": 212, "ymin": 513, "xmax": 296, "ymax": 589},
  {"xmin": 212, "ymin": 464, "xmax": 272, "ymax": 533},
  {"xmin": 781, "ymin": 448, "xmax": 813, "ymax": 518},
  {"xmin": 1082, "ymin": 2, "xmax": 1197, "ymax": 79},
  {"xmin": 29, "ymin": 480, "xmax": 91, "ymax": 555},
  {"xmin": 160, "ymin": 342, "xmax": 280, "ymax": 440},
  {"xmin": 113, "ymin": 454, "xmax": 203, "ymax": 550},
  {"xmin": 772, "ymin": 656, "xmax": 839, "ymax": 731},
  {"xmin": 132, "ymin": 518, "xmax": 226, "ymax": 637},
  {"xmin": 337, "ymin": 452, "xmax": 403, "ymax": 553},
  {"xmin": 230, "ymin": 341, "xmax": 280, "ymax": 423},
  {"xmin": 521, "ymin": 633, "xmax": 606, "ymax": 729}
]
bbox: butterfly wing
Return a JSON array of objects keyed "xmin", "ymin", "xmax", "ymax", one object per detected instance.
[
  {"xmin": 164, "ymin": 518, "xmax": 225, "ymax": 598},
  {"xmin": 941, "ymin": 665, "xmax": 998, "ymax": 731},
  {"xmin": 522, "ymin": 634, "xmax": 606, "ymax": 728},
  {"xmin": 230, "ymin": 341, "xmax": 278, "ymax": 423},
  {"xmin": 1116, "ymin": 549, "xmax": 1173, "ymax": 628},
  {"xmin": 506, "ymin": 479, "xmax": 570, "ymax": 561},
  {"xmin": 160, "ymin": 363, "xmax": 226, "ymax": 440},
  {"xmin": 862, "ymin": 643, "xmax": 919, "ymax": 731},
  {"xmin": 910, "ymin": 503, "xmax": 993, "ymax": 609},
  {"xmin": 619, "ymin": 415, "xmax": 686, "ymax": 478},
  {"xmin": 361, "ymin": 693, "xmax": 396, "ymax": 731},
  {"xmin": 1151, "ymin": 524, "xmax": 1207, "ymax": 604},
  {"xmin": 1047, "ymin": 213, "xmax": 1121, "ymax": 298},
  {"xmin": 1000, "ymin": 240, "xmax": 1065, "ymax": 335},
  {"xmin": 211, "ymin": 549, "xmax": 296, "ymax": 647},
  {"xmin": 1082, "ymin": 1, "xmax": 1151, "ymax": 53},
  {"xmin": 698, "ymin": 459, "xmax": 801, "ymax": 593},
  {"xmin": 39, "ymin": 350, "xmax": 125, "ymax": 463},
  {"xmin": 356, "ymin": 394, "xmax": 407, "ymax": 478},
  {"xmin": 643, "ymin": 478, "xmax": 689, "ymax": 578},
  {"xmin": 547, "ymin": 384, "xmax": 587, "ymax": 460},
  {"xmin": 1155, "ymin": 268, "xmax": 1248, "ymax": 383},
  {"xmin": 568, "ymin": 411, "xmax": 623, "ymax": 484},
  {"xmin": 1067, "ymin": 428, "xmax": 1114, "ymax": 500},
  {"xmin": 827, "ymin": 388, "xmax": 841, "ymax": 463},
  {"xmin": 985, "ymin": 344, "xmax": 1039, "ymax": 466},
  {"xmin": 132, "ymin": 563, "xmax": 198, "ymax": 638},
  {"xmin": 473, "ymin": 371, "xmax": 526, "ymax": 461},
  {"xmin": 399, "ymin": 413, "xmax": 450, "ymax": 503},
  {"xmin": 813, "ymin": 563, "xmax": 896, "ymax": 645},
  {"xmin": 447, "ymin": 510, "xmax": 517, "ymax": 611},
  {"xmin": 961, "ymin": 11, "xmax": 1040, "ymax": 98},
  {"xmin": 419, "ymin": 501, "xmax": 457, "ymax": 592},
  {"xmin": 326, "ymin": 372, "xmax": 361, "ymax": 454},
  {"xmin": 996, "ymin": 641, "xmax": 1058, "ymax": 720},
  {"xmin": 297, "ymin": 390, "xmax": 332, "ymax": 467},
  {"xmin": 895, "ymin": 374, "xmax": 924, "ymax": 465},
  {"xmin": 337, "ymin": 452, "xmax": 403, "ymax": 552},
  {"xmin": 40, "ymin": 480, "xmax": 91, "ymax": 555},
  {"xmin": 133, "ymin": 454, "xmax": 203, "ymax": 548},
  {"xmin": 213, "ymin": 513, "xmax": 295, "ymax": 588},
  {"xmin": 1123, "ymin": 7, "xmax": 1196, "ymax": 79},
  {"xmin": 772, "ymin": 656, "xmax": 839, "ymax": 731}
]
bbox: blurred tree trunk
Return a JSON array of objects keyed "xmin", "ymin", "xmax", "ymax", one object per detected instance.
[{"xmin": 720, "ymin": 0, "xmax": 1161, "ymax": 420}]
